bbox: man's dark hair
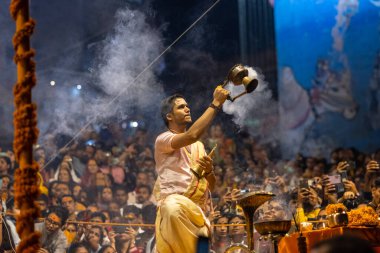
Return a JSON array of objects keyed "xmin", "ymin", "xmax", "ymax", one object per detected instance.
[
  {"xmin": 371, "ymin": 177, "xmax": 380, "ymax": 189},
  {"xmin": 112, "ymin": 185, "xmax": 127, "ymax": 195},
  {"xmin": 137, "ymin": 184, "xmax": 152, "ymax": 195},
  {"xmin": 38, "ymin": 194, "xmax": 49, "ymax": 203},
  {"xmin": 91, "ymin": 211, "xmax": 107, "ymax": 223},
  {"xmin": 123, "ymin": 205, "xmax": 142, "ymax": 216},
  {"xmin": 59, "ymin": 194, "xmax": 75, "ymax": 205},
  {"xmin": 311, "ymin": 235, "xmax": 375, "ymax": 253},
  {"xmin": 228, "ymin": 214, "xmax": 245, "ymax": 223},
  {"xmin": 49, "ymin": 206, "xmax": 69, "ymax": 225},
  {"xmin": 90, "ymin": 225, "xmax": 104, "ymax": 245},
  {"xmin": 160, "ymin": 94, "xmax": 185, "ymax": 127},
  {"xmin": 77, "ymin": 210, "xmax": 92, "ymax": 222},
  {"xmin": 99, "ymin": 245, "xmax": 115, "ymax": 253},
  {"xmin": 0, "ymin": 154, "xmax": 11, "ymax": 167},
  {"xmin": 67, "ymin": 242, "xmax": 90, "ymax": 253}
]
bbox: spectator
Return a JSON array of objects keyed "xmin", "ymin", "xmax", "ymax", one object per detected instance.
[
  {"xmin": 36, "ymin": 194, "xmax": 50, "ymax": 218},
  {"xmin": 53, "ymin": 159, "xmax": 81, "ymax": 184},
  {"xmin": 128, "ymin": 172, "xmax": 150, "ymax": 204},
  {"xmin": 98, "ymin": 245, "xmax": 117, "ymax": 253},
  {"xmin": 60, "ymin": 194, "xmax": 86, "ymax": 220},
  {"xmin": 135, "ymin": 185, "xmax": 153, "ymax": 208},
  {"xmin": 98, "ymin": 186, "xmax": 113, "ymax": 210},
  {"xmin": 0, "ymin": 201, "xmax": 20, "ymax": 251},
  {"xmin": 35, "ymin": 206, "xmax": 69, "ymax": 253},
  {"xmin": 82, "ymin": 225, "xmax": 103, "ymax": 253},
  {"xmin": 81, "ymin": 159, "xmax": 100, "ymax": 189},
  {"xmin": 211, "ymin": 214, "xmax": 230, "ymax": 253},
  {"xmin": 295, "ymin": 186, "xmax": 321, "ymax": 224},
  {"xmin": 138, "ymin": 204, "xmax": 156, "ymax": 251},
  {"xmin": 368, "ymin": 178, "xmax": 380, "ymax": 214},
  {"xmin": 0, "ymin": 153, "xmax": 11, "ymax": 177},
  {"xmin": 67, "ymin": 242, "xmax": 90, "ymax": 253},
  {"xmin": 113, "ymin": 186, "xmax": 128, "ymax": 216},
  {"xmin": 228, "ymin": 214, "xmax": 246, "ymax": 245},
  {"xmin": 65, "ymin": 223, "xmax": 78, "ymax": 245}
]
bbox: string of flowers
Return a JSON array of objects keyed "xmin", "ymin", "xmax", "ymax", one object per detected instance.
[{"xmin": 10, "ymin": 1, "xmax": 41, "ymax": 252}]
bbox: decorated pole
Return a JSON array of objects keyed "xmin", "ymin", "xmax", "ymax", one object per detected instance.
[{"xmin": 10, "ymin": 1, "xmax": 41, "ymax": 252}]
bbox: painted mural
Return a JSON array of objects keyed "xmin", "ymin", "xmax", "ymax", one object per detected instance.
[{"xmin": 275, "ymin": 0, "xmax": 380, "ymax": 158}]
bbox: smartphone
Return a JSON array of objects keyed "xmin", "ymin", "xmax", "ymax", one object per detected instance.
[
  {"xmin": 0, "ymin": 179, "xmax": 2, "ymax": 189},
  {"xmin": 113, "ymin": 225, "xmax": 126, "ymax": 234},
  {"xmin": 328, "ymin": 175, "xmax": 345, "ymax": 193},
  {"xmin": 347, "ymin": 161, "xmax": 356, "ymax": 171},
  {"xmin": 212, "ymin": 197, "xmax": 220, "ymax": 206},
  {"xmin": 327, "ymin": 175, "xmax": 341, "ymax": 184},
  {"xmin": 299, "ymin": 179, "xmax": 309, "ymax": 189},
  {"xmin": 340, "ymin": 171, "xmax": 348, "ymax": 181}
]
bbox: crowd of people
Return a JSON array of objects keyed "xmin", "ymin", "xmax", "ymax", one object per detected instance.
[{"xmin": 0, "ymin": 121, "xmax": 379, "ymax": 253}]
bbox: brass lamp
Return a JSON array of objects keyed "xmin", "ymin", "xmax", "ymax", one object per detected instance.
[{"xmin": 222, "ymin": 64, "xmax": 259, "ymax": 102}]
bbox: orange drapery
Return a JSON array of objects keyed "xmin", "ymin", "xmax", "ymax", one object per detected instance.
[{"xmin": 278, "ymin": 227, "xmax": 380, "ymax": 253}]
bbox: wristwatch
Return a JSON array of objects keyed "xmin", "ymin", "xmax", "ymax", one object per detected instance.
[{"xmin": 209, "ymin": 103, "xmax": 221, "ymax": 111}]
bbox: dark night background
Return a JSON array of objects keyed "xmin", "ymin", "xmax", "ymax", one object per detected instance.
[{"xmin": 0, "ymin": 0, "xmax": 276, "ymax": 148}]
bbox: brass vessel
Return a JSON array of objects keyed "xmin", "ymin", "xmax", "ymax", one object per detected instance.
[
  {"xmin": 254, "ymin": 220, "xmax": 291, "ymax": 253},
  {"xmin": 222, "ymin": 64, "xmax": 259, "ymax": 102},
  {"xmin": 225, "ymin": 191, "xmax": 275, "ymax": 253},
  {"xmin": 327, "ymin": 212, "xmax": 348, "ymax": 228},
  {"xmin": 254, "ymin": 220, "xmax": 291, "ymax": 236}
]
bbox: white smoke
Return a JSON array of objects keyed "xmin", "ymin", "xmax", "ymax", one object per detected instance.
[
  {"xmin": 222, "ymin": 66, "xmax": 279, "ymax": 143},
  {"xmin": 36, "ymin": 6, "xmax": 165, "ymax": 138},
  {"xmin": 93, "ymin": 7, "xmax": 165, "ymax": 119}
]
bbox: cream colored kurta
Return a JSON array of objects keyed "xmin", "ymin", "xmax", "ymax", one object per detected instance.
[{"xmin": 154, "ymin": 131, "xmax": 210, "ymax": 253}]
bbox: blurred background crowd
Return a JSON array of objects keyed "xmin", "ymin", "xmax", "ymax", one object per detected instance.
[{"xmin": 0, "ymin": 121, "xmax": 379, "ymax": 253}]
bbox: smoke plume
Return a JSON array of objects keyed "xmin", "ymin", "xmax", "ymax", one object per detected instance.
[{"xmin": 222, "ymin": 67, "xmax": 279, "ymax": 144}]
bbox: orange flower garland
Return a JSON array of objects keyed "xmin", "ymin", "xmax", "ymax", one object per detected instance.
[
  {"xmin": 325, "ymin": 203, "xmax": 347, "ymax": 215},
  {"xmin": 348, "ymin": 206, "xmax": 379, "ymax": 226},
  {"xmin": 10, "ymin": 0, "xmax": 41, "ymax": 252}
]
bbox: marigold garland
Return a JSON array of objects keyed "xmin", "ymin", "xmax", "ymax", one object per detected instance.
[
  {"xmin": 10, "ymin": 1, "xmax": 41, "ymax": 252},
  {"xmin": 348, "ymin": 206, "xmax": 379, "ymax": 226},
  {"xmin": 325, "ymin": 203, "xmax": 347, "ymax": 215}
]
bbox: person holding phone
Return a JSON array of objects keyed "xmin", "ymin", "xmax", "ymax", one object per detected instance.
[
  {"xmin": 363, "ymin": 160, "xmax": 380, "ymax": 201},
  {"xmin": 368, "ymin": 178, "xmax": 380, "ymax": 214},
  {"xmin": 295, "ymin": 180, "xmax": 322, "ymax": 224},
  {"xmin": 154, "ymin": 87, "xmax": 229, "ymax": 253}
]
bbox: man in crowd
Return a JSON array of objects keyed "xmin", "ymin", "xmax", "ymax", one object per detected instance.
[
  {"xmin": 113, "ymin": 185, "xmax": 128, "ymax": 216},
  {"xmin": 228, "ymin": 214, "xmax": 246, "ymax": 246},
  {"xmin": 135, "ymin": 185, "xmax": 153, "ymax": 208},
  {"xmin": 369, "ymin": 178, "xmax": 380, "ymax": 214},
  {"xmin": 0, "ymin": 154, "xmax": 11, "ymax": 177},
  {"xmin": 61, "ymin": 194, "xmax": 86, "ymax": 220},
  {"xmin": 154, "ymin": 86, "xmax": 229, "ymax": 253},
  {"xmin": 82, "ymin": 226, "xmax": 103, "ymax": 253}
]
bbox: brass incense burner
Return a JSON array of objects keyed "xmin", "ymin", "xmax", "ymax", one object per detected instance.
[
  {"xmin": 225, "ymin": 191, "xmax": 275, "ymax": 253},
  {"xmin": 254, "ymin": 220, "xmax": 292, "ymax": 236},
  {"xmin": 222, "ymin": 64, "xmax": 259, "ymax": 102},
  {"xmin": 254, "ymin": 220, "xmax": 291, "ymax": 253}
]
